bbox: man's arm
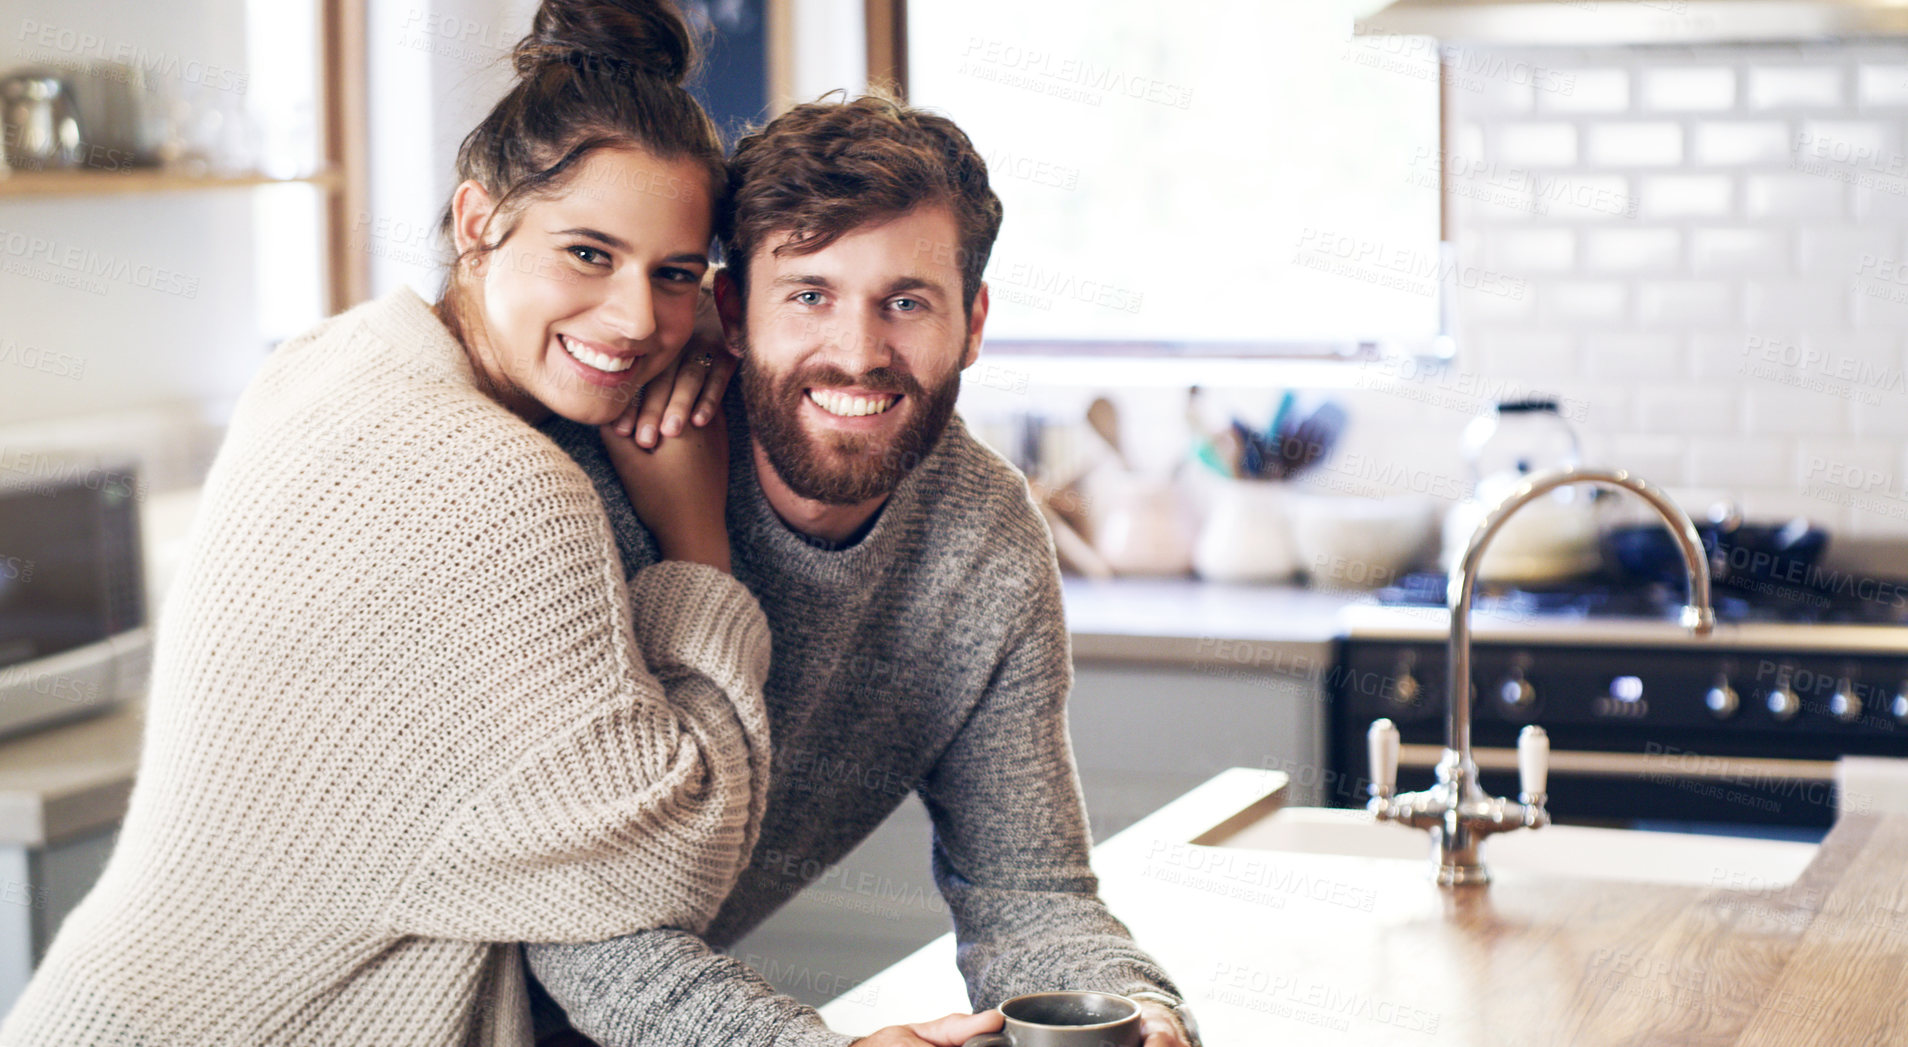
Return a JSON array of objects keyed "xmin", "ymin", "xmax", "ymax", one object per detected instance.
[
  {"xmin": 526, "ymin": 935, "xmax": 1003, "ymax": 1047},
  {"xmin": 524, "ymin": 932, "xmax": 855, "ymax": 1047},
  {"xmin": 918, "ymin": 563, "xmax": 1187, "ymax": 1013}
]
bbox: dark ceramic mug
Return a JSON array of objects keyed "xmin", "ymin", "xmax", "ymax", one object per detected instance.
[{"xmin": 961, "ymin": 991, "xmax": 1143, "ymax": 1047}]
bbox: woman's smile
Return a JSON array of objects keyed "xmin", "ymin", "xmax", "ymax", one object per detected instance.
[{"xmin": 557, "ymin": 332, "xmax": 643, "ymax": 378}]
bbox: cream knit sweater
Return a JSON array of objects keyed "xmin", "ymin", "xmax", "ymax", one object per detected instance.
[{"xmin": 0, "ymin": 288, "xmax": 773, "ymax": 1047}]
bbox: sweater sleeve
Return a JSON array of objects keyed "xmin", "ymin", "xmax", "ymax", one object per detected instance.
[
  {"xmin": 382, "ymin": 503, "xmax": 773, "ymax": 943},
  {"xmin": 518, "ymin": 565, "xmax": 851, "ymax": 1047},
  {"xmin": 920, "ymin": 566, "xmax": 1185, "ymax": 1011},
  {"xmin": 525, "ymin": 931, "xmax": 857, "ymax": 1047}
]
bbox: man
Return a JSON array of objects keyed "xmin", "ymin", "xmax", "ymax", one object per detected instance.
[{"xmin": 530, "ymin": 94, "xmax": 1198, "ymax": 1047}]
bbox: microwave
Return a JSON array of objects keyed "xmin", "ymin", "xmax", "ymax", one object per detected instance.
[{"xmin": 0, "ymin": 460, "xmax": 148, "ymax": 739}]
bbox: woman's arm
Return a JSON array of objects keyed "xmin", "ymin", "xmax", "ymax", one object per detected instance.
[{"xmin": 373, "ymin": 443, "xmax": 770, "ymax": 944}]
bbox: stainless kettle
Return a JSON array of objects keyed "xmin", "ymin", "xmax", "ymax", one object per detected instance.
[{"xmin": 1, "ymin": 71, "xmax": 83, "ymax": 171}]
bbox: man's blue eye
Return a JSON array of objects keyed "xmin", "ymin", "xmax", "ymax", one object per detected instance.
[
  {"xmin": 795, "ymin": 291, "xmax": 823, "ymax": 305},
  {"xmin": 892, "ymin": 298, "xmax": 920, "ymax": 312}
]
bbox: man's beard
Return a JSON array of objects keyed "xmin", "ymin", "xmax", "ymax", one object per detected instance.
[{"xmin": 739, "ymin": 343, "xmax": 962, "ymax": 506}]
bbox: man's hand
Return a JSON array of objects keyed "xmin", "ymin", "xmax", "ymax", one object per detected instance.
[
  {"xmin": 850, "ymin": 1009, "xmax": 1003, "ymax": 1047},
  {"xmin": 1136, "ymin": 1001, "xmax": 1194, "ymax": 1047}
]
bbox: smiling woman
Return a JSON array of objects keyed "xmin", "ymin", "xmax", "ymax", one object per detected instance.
[
  {"xmin": 0, "ymin": 1, "xmax": 775, "ymax": 1045},
  {"xmin": 438, "ymin": 145, "xmax": 715, "ymax": 426}
]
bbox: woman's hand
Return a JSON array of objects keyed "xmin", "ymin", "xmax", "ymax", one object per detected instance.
[
  {"xmin": 600, "ymin": 408, "xmax": 732, "ymax": 574},
  {"xmin": 612, "ymin": 285, "xmax": 735, "ymax": 448}
]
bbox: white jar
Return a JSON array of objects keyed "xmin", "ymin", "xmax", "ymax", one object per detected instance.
[{"xmin": 1192, "ymin": 479, "xmax": 1298, "ymax": 583}]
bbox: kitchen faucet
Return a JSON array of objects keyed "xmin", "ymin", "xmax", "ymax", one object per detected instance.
[{"xmin": 1367, "ymin": 466, "xmax": 1716, "ymax": 886}]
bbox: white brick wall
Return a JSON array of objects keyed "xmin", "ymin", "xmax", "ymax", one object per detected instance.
[{"xmin": 1428, "ymin": 43, "xmax": 1908, "ymax": 539}]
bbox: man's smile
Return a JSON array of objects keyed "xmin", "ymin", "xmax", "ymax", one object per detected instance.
[{"xmin": 805, "ymin": 388, "xmax": 903, "ymax": 419}]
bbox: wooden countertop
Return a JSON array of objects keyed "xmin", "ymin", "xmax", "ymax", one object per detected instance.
[{"xmin": 819, "ymin": 769, "xmax": 1908, "ymax": 1046}]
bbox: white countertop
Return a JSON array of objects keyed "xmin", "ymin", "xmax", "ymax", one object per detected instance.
[
  {"xmin": 1063, "ymin": 576, "xmax": 1908, "ymax": 656},
  {"xmin": 1063, "ymin": 576, "xmax": 1364, "ymax": 663}
]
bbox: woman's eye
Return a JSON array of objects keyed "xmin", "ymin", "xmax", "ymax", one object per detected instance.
[
  {"xmin": 567, "ymin": 245, "xmax": 609, "ymax": 266},
  {"xmin": 794, "ymin": 291, "xmax": 824, "ymax": 306}
]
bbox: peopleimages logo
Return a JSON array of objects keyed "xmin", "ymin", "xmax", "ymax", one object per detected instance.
[
  {"xmin": 1736, "ymin": 334, "xmax": 1900, "ymax": 405},
  {"xmin": 1347, "ymin": 26, "xmax": 1578, "ymax": 97},
  {"xmin": 0, "ymin": 666, "xmax": 100, "ymax": 706},
  {"xmin": 0, "ymin": 229, "xmax": 199, "ymax": 299},
  {"xmin": 1293, "ymin": 228, "xmax": 1527, "ymax": 301},
  {"xmin": 957, "ymin": 37, "xmax": 1195, "ymax": 110},
  {"xmin": 0, "ymin": 556, "xmax": 33, "ymax": 585},
  {"xmin": 0, "ymin": 340, "xmax": 86, "ymax": 381},
  {"xmin": 1409, "ymin": 147, "xmax": 1637, "ymax": 218},
  {"xmin": 16, "ymin": 20, "xmax": 249, "ymax": 94}
]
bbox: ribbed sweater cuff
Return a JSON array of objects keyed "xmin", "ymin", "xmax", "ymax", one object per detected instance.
[
  {"xmin": 627, "ymin": 561, "xmax": 771, "ymax": 683},
  {"xmin": 767, "ymin": 1013, "xmax": 859, "ymax": 1047}
]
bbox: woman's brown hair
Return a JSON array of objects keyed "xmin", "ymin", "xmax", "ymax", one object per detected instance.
[{"xmin": 436, "ymin": 0, "xmax": 725, "ymax": 336}]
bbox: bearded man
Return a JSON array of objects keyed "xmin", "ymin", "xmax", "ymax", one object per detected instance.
[{"xmin": 532, "ymin": 94, "xmax": 1199, "ymax": 1047}]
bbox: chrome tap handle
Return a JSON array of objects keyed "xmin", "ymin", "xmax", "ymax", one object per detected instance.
[
  {"xmin": 1517, "ymin": 725, "xmax": 1549, "ymax": 803},
  {"xmin": 1368, "ymin": 718, "xmax": 1399, "ymax": 801}
]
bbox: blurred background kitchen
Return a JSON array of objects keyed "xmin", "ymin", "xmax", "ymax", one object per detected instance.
[{"xmin": 4, "ymin": 0, "xmax": 1908, "ymax": 1013}]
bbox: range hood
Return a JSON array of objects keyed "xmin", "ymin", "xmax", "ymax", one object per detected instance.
[{"xmin": 1356, "ymin": 0, "xmax": 1908, "ymax": 45}]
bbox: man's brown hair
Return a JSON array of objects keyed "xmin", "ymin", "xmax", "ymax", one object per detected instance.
[{"xmin": 721, "ymin": 93, "xmax": 1004, "ymax": 312}]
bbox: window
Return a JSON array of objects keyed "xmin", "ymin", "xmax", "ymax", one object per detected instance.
[{"xmin": 906, "ymin": 1, "xmax": 1441, "ymax": 356}]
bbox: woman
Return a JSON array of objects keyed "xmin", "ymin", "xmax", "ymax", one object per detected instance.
[{"xmin": 0, "ymin": 2, "xmax": 762, "ymax": 1044}]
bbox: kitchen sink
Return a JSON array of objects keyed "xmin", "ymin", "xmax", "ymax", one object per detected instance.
[{"xmin": 1213, "ymin": 805, "xmax": 1817, "ymax": 889}]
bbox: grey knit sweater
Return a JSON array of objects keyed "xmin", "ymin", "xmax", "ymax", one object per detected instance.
[{"xmin": 527, "ymin": 401, "xmax": 1182, "ymax": 1046}]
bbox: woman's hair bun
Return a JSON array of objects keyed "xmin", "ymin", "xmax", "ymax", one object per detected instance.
[{"xmin": 512, "ymin": 0, "xmax": 697, "ymax": 86}]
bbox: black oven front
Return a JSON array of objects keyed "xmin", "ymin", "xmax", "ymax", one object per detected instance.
[{"xmin": 1327, "ymin": 635, "xmax": 1908, "ymax": 833}]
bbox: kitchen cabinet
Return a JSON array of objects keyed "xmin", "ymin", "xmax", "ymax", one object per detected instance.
[
  {"xmin": 821, "ymin": 768, "xmax": 1908, "ymax": 1045},
  {"xmin": 1069, "ymin": 657, "xmax": 1328, "ymax": 839},
  {"xmin": 0, "ymin": 705, "xmax": 141, "ymax": 1014},
  {"xmin": 1063, "ymin": 576, "xmax": 1353, "ymax": 837}
]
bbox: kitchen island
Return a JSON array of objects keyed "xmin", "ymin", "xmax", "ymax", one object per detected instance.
[{"xmin": 818, "ymin": 769, "xmax": 1908, "ymax": 1045}]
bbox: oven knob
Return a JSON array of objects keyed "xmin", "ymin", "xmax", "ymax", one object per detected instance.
[
  {"xmin": 1705, "ymin": 681, "xmax": 1739, "ymax": 719},
  {"xmin": 1767, "ymin": 684, "xmax": 1801, "ymax": 721},
  {"xmin": 1892, "ymin": 687, "xmax": 1908, "ymax": 725},
  {"xmin": 1499, "ymin": 670, "xmax": 1536, "ymax": 710},
  {"xmin": 1394, "ymin": 670, "xmax": 1421, "ymax": 707},
  {"xmin": 1829, "ymin": 680, "xmax": 1863, "ymax": 723}
]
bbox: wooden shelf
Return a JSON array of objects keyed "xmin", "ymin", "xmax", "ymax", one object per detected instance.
[{"xmin": 0, "ymin": 168, "xmax": 342, "ymax": 199}]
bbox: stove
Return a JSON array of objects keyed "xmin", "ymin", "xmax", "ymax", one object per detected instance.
[
  {"xmin": 1326, "ymin": 571, "xmax": 1908, "ymax": 834},
  {"xmin": 1374, "ymin": 566, "xmax": 1908, "ymax": 627}
]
